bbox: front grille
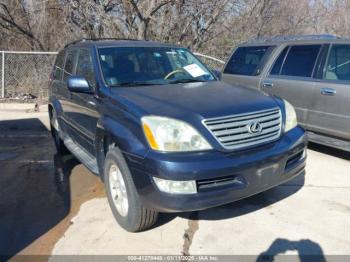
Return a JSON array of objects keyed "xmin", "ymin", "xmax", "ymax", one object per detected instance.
[{"xmin": 203, "ymin": 107, "xmax": 282, "ymax": 150}]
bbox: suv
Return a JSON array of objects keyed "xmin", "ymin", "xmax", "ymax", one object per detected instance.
[
  {"xmin": 222, "ymin": 35, "xmax": 350, "ymax": 152},
  {"xmin": 49, "ymin": 39, "xmax": 307, "ymax": 232}
]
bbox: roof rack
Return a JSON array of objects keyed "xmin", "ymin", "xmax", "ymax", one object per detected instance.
[
  {"xmin": 247, "ymin": 34, "xmax": 341, "ymax": 44},
  {"xmin": 64, "ymin": 38, "xmax": 140, "ymax": 48}
]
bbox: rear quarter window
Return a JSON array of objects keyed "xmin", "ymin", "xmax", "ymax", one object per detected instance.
[{"xmin": 224, "ymin": 46, "xmax": 272, "ymax": 76}]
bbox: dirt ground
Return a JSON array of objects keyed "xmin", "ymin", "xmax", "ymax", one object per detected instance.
[{"xmin": 1, "ymin": 106, "xmax": 350, "ymax": 260}]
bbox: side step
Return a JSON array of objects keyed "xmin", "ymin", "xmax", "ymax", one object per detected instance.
[
  {"xmin": 64, "ymin": 137, "xmax": 99, "ymax": 174},
  {"xmin": 307, "ymin": 131, "xmax": 350, "ymax": 152}
]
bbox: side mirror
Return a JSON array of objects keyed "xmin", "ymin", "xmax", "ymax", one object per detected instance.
[
  {"xmin": 67, "ymin": 76, "xmax": 93, "ymax": 93},
  {"xmin": 212, "ymin": 69, "xmax": 222, "ymax": 80}
]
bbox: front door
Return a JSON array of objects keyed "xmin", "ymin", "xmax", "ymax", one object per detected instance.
[
  {"xmin": 68, "ymin": 48, "xmax": 100, "ymax": 155},
  {"xmin": 222, "ymin": 45, "xmax": 274, "ymax": 90}
]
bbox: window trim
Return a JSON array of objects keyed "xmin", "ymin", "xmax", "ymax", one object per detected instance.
[
  {"xmin": 320, "ymin": 43, "xmax": 350, "ymax": 85},
  {"xmin": 268, "ymin": 44, "xmax": 323, "ymax": 80},
  {"xmin": 223, "ymin": 45, "xmax": 275, "ymax": 77}
]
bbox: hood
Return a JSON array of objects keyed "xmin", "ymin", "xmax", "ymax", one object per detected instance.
[{"xmin": 110, "ymin": 81, "xmax": 279, "ymax": 119}]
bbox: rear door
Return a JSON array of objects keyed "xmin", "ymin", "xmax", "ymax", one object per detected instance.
[
  {"xmin": 260, "ymin": 44, "xmax": 322, "ymax": 127},
  {"xmin": 311, "ymin": 44, "xmax": 350, "ymax": 140},
  {"xmin": 222, "ymin": 45, "xmax": 274, "ymax": 89}
]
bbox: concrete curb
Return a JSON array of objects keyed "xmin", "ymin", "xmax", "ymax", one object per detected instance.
[
  {"xmin": 0, "ymin": 103, "xmax": 48, "ymax": 112},
  {"xmin": 0, "ymin": 103, "xmax": 36, "ymax": 111}
]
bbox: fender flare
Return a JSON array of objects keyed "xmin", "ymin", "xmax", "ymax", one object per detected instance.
[{"xmin": 95, "ymin": 115, "xmax": 149, "ymax": 178}]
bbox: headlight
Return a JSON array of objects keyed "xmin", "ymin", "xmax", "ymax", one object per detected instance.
[
  {"xmin": 153, "ymin": 177, "xmax": 197, "ymax": 194},
  {"xmin": 141, "ymin": 116, "xmax": 212, "ymax": 152},
  {"xmin": 284, "ymin": 99, "xmax": 298, "ymax": 132}
]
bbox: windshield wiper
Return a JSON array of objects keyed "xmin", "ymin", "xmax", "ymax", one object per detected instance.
[
  {"xmin": 169, "ymin": 78, "xmax": 204, "ymax": 84},
  {"xmin": 110, "ymin": 81, "xmax": 158, "ymax": 87}
]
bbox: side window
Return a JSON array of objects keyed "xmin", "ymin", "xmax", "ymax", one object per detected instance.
[
  {"xmin": 325, "ymin": 44, "xmax": 350, "ymax": 81},
  {"xmin": 224, "ymin": 46, "xmax": 271, "ymax": 76},
  {"xmin": 76, "ymin": 49, "xmax": 96, "ymax": 87},
  {"xmin": 54, "ymin": 51, "xmax": 65, "ymax": 81},
  {"xmin": 63, "ymin": 49, "xmax": 77, "ymax": 82},
  {"xmin": 270, "ymin": 47, "xmax": 288, "ymax": 75},
  {"xmin": 280, "ymin": 45, "xmax": 321, "ymax": 77}
]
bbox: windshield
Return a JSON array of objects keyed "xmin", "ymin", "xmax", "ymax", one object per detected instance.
[{"xmin": 98, "ymin": 47, "xmax": 216, "ymax": 86}]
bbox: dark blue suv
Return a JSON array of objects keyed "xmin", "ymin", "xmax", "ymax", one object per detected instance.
[{"xmin": 48, "ymin": 39, "xmax": 307, "ymax": 232}]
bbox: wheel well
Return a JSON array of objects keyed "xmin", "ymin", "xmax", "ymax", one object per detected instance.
[{"xmin": 96, "ymin": 131, "xmax": 118, "ymax": 181}]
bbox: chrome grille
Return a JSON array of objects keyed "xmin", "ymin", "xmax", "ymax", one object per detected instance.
[{"xmin": 203, "ymin": 108, "xmax": 282, "ymax": 150}]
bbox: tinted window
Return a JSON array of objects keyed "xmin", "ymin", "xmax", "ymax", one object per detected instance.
[
  {"xmin": 325, "ymin": 44, "xmax": 350, "ymax": 81},
  {"xmin": 280, "ymin": 45, "xmax": 321, "ymax": 77},
  {"xmin": 76, "ymin": 49, "xmax": 95, "ymax": 87},
  {"xmin": 98, "ymin": 47, "xmax": 215, "ymax": 86},
  {"xmin": 224, "ymin": 46, "xmax": 271, "ymax": 76},
  {"xmin": 54, "ymin": 51, "xmax": 65, "ymax": 80},
  {"xmin": 63, "ymin": 49, "xmax": 77, "ymax": 82},
  {"xmin": 270, "ymin": 47, "xmax": 288, "ymax": 75}
]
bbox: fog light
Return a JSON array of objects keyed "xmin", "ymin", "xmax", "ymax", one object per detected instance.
[{"xmin": 153, "ymin": 177, "xmax": 197, "ymax": 194}]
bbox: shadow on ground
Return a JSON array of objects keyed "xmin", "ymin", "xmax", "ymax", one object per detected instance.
[
  {"xmin": 0, "ymin": 118, "xmax": 48, "ymax": 133},
  {"xmin": 257, "ymin": 238, "xmax": 326, "ymax": 261},
  {"xmin": 0, "ymin": 151, "xmax": 78, "ymax": 259},
  {"xmin": 308, "ymin": 142, "xmax": 350, "ymax": 161},
  {"xmin": 0, "ymin": 118, "xmax": 80, "ymax": 259}
]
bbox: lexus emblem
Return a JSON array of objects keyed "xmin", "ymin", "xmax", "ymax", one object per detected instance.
[{"xmin": 247, "ymin": 121, "xmax": 263, "ymax": 135}]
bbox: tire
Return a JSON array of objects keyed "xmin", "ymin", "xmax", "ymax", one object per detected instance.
[
  {"xmin": 104, "ymin": 147, "xmax": 158, "ymax": 232},
  {"xmin": 50, "ymin": 109, "xmax": 69, "ymax": 154}
]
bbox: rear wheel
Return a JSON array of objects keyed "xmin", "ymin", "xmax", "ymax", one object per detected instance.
[{"xmin": 104, "ymin": 147, "xmax": 158, "ymax": 232}]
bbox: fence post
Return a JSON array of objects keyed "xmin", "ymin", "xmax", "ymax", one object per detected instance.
[{"xmin": 1, "ymin": 51, "xmax": 4, "ymax": 98}]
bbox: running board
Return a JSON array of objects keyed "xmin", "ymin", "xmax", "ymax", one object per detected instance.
[
  {"xmin": 307, "ymin": 131, "xmax": 350, "ymax": 152},
  {"xmin": 64, "ymin": 137, "xmax": 99, "ymax": 174}
]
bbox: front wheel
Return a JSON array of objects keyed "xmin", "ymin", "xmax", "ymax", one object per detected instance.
[{"xmin": 104, "ymin": 147, "xmax": 158, "ymax": 232}]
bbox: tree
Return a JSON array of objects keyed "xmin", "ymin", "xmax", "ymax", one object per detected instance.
[
  {"xmin": 128, "ymin": 0, "xmax": 174, "ymax": 40},
  {"xmin": 0, "ymin": 0, "xmax": 45, "ymax": 50}
]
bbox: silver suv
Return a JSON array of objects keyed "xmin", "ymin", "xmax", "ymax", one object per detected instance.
[{"xmin": 222, "ymin": 35, "xmax": 350, "ymax": 152}]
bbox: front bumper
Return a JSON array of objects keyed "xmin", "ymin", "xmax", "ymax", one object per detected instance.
[{"xmin": 124, "ymin": 126, "xmax": 307, "ymax": 212}]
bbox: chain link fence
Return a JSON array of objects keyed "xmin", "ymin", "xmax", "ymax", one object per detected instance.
[
  {"xmin": 0, "ymin": 51, "xmax": 224, "ymax": 103},
  {"xmin": 194, "ymin": 53, "xmax": 226, "ymax": 71},
  {"xmin": 0, "ymin": 51, "xmax": 57, "ymax": 102}
]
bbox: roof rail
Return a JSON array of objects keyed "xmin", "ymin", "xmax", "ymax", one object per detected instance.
[
  {"xmin": 64, "ymin": 38, "xmax": 140, "ymax": 48},
  {"xmin": 247, "ymin": 34, "xmax": 340, "ymax": 44}
]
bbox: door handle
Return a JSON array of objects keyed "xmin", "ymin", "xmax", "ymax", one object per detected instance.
[
  {"xmin": 87, "ymin": 100, "xmax": 96, "ymax": 107},
  {"xmin": 320, "ymin": 88, "xmax": 336, "ymax": 96},
  {"xmin": 262, "ymin": 81, "xmax": 274, "ymax": 88}
]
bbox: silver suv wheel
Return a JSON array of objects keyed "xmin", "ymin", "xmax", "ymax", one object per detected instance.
[{"xmin": 109, "ymin": 164, "xmax": 129, "ymax": 217}]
